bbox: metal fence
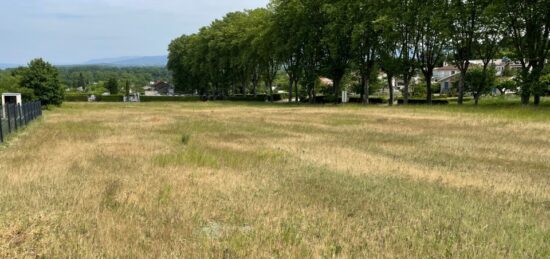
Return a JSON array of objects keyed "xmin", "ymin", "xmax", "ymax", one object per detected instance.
[{"xmin": 0, "ymin": 101, "xmax": 42, "ymax": 143}]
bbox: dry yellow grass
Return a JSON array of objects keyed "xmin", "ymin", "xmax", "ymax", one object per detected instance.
[{"xmin": 0, "ymin": 102, "xmax": 549, "ymax": 258}]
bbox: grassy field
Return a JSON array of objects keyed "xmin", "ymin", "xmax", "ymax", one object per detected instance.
[{"xmin": 0, "ymin": 101, "xmax": 549, "ymax": 258}]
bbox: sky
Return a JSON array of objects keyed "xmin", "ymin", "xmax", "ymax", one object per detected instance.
[{"xmin": 0, "ymin": 0, "xmax": 270, "ymax": 65}]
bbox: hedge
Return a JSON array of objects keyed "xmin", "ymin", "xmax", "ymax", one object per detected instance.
[
  {"xmin": 302, "ymin": 96, "xmax": 387, "ymax": 104},
  {"xmin": 446, "ymin": 97, "xmax": 474, "ymax": 103},
  {"xmin": 348, "ymin": 97, "xmax": 388, "ymax": 104},
  {"xmin": 63, "ymin": 94, "xmax": 469, "ymax": 105},
  {"xmin": 64, "ymin": 94, "xmax": 124, "ymax": 102},
  {"xmin": 224, "ymin": 94, "xmax": 284, "ymax": 102},
  {"xmin": 140, "ymin": 96, "xmax": 201, "ymax": 102},
  {"xmin": 96, "ymin": 95, "xmax": 124, "ymax": 102},
  {"xmin": 64, "ymin": 95, "xmax": 88, "ymax": 102},
  {"xmin": 397, "ymin": 98, "xmax": 449, "ymax": 105}
]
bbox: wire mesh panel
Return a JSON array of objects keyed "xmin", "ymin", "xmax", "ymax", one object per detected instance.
[{"xmin": 0, "ymin": 101, "xmax": 42, "ymax": 143}]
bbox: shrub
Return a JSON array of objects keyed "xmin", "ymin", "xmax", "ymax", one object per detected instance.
[{"xmin": 181, "ymin": 134, "xmax": 191, "ymax": 145}]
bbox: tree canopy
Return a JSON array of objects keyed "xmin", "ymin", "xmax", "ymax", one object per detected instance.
[
  {"xmin": 167, "ymin": 0, "xmax": 550, "ymax": 106},
  {"xmin": 17, "ymin": 58, "xmax": 64, "ymax": 106}
]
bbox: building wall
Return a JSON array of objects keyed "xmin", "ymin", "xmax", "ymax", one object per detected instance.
[{"xmin": 434, "ymin": 70, "xmax": 458, "ymax": 81}]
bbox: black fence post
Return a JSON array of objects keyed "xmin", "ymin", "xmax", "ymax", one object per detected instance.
[
  {"xmin": 15, "ymin": 104, "xmax": 23, "ymax": 128},
  {"xmin": 14, "ymin": 104, "xmax": 18, "ymax": 130},
  {"xmin": 31, "ymin": 102, "xmax": 35, "ymax": 120},
  {"xmin": 26, "ymin": 103, "xmax": 30, "ymax": 124},
  {"xmin": 22, "ymin": 103, "xmax": 26, "ymax": 126},
  {"xmin": 17, "ymin": 104, "xmax": 22, "ymax": 128},
  {"xmin": 26, "ymin": 103, "xmax": 29, "ymax": 125},
  {"xmin": 13, "ymin": 104, "xmax": 17, "ymax": 130},
  {"xmin": 13, "ymin": 104, "xmax": 18, "ymax": 131},
  {"xmin": 0, "ymin": 106, "xmax": 4, "ymax": 143},
  {"xmin": 7, "ymin": 104, "xmax": 12, "ymax": 133},
  {"xmin": 13, "ymin": 104, "xmax": 16, "ymax": 130}
]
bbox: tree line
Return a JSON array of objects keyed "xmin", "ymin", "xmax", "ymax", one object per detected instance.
[
  {"xmin": 167, "ymin": 0, "xmax": 550, "ymax": 106},
  {"xmin": 1, "ymin": 64, "xmax": 172, "ymax": 103},
  {"xmin": 57, "ymin": 66, "xmax": 171, "ymax": 92}
]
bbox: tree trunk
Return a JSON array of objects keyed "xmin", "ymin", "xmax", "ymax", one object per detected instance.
[
  {"xmin": 288, "ymin": 77, "xmax": 293, "ymax": 103},
  {"xmin": 425, "ymin": 74, "xmax": 433, "ymax": 105},
  {"xmin": 387, "ymin": 75, "xmax": 394, "ymax": 106},
  {"xmin": 362, "ymin": 74, "xmax": 370, "ymax": 105},
  {"xmin": 268, "ymin": 81, "xmax": 274, "ymax": 103},
  {"xmin": 474, "ymin": 93, "xmax": 480, "ymax": 105},
  {"xmin": 252, "ymin": 74, "xmax": 258, "ymax": 98},
  {"xmin": 521, "ymin": 90, "xmax": 531, "ymax": 105},
  {"xmin": 360, "ymin": 78, "xmax": 364, "ymax": 101},
  {"xmin": 295, "ymin": 80, "xmax": 299, "ymax": 103},
  {"xmin": 534, "ymin": 94, "xmax": 540, "ymax": 106},
  {"xmin": 308, "ymin": 82, "xmax": 314, "ymax": 104},
  {"xmin": 333, "ymin": 74, "xmax": 344, "ymax": 104},
  {"xmin": 458, "ymin": 70, "xmax": 466, "ymax": 105},
  {"xmin": 403, "ymin": 77, "xmax": 410, "ymax": 105},
  {"xmin": 312, "ymin": 82, "xmax": 317, "ymax": 104},
  {"xmin": 241, "ymin": 80, "xmax": 247, "ymax": 96}
]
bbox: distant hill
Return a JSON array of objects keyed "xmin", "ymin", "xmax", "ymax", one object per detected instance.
[
  {"xmin": 84, "ymin": 56, "xmax": 167, "ymax": 67},
  {"xmin": 0, "ymin": 63, "xmax": 20, "ymax": 69}
]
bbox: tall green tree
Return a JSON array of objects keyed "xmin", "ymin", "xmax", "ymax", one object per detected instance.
[
  {"xmin": 396, "ymin": 0, "xmax": 420, "ymax": 105},
  {"xmin": 351, "ymin": 0, "xmax": 380, "ymax": 104},
  {"xmin": 415, "ymin": 0, "xmax": 449, "ymax": 104},
  {"xmin": 321, "ymin": 0, "xmax": 354, "ymax": 103},
  {"xmin": 124, "ymin": 80, "xmax": 130, "ymax": 96},
  {"xmin": 504, "ymin": 0, "xmax": 550, "ymax": 105},
  {"xmin": 475, "ymin": 1, "xmax": 505, "ymax": 105},
  {"xmin": 300, "ymin": 0, "xmax": 326, "ymax": 103},
  {"xmin": 252, "ymin": 7, "xmax": 280, "ymax": 101},
  {"xmin": 105, "ymin": 78, "xmax": 119, "ymax": 95},
  {"xmin": 376, "ymin": 12, "xmax": 401, "ymax": 106},
  {"xmin": 448, "ymin": 0, "xmax": 487, "ymax": 105},
  {"xmin": 466, "ymin": 66, "xmax": 497, "ymax": 104},
  {"xmin": 272, "ymin": 0, "xmax": 305, "ymax": 103},
  {"xmin": 77, "ymin": 72, "xmax": 86, "ymax": 90},
  {"xmin": 19, "ymin": 58, "xmax": 64, "ymax": 106}
]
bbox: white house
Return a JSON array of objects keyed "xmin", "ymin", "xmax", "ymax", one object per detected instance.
[
  {"xmin": 437, "ymin": 73, "xmax": 460, "ymax": 94},
  {"xmin": 433, "ymin": 65, "xmax": 460, "ymax": 82},
  {"xmin": 143, "ymin": 81, "xmax": 175, "ymax": 96},
  {"xmin": 433, "ymin": 58, "xmax": 522, "ymax": 94}
]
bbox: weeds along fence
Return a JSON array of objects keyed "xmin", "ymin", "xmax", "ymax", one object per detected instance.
[{"xmin": 0, "ymin": 101, "xmax": 42, "ymax": 143}]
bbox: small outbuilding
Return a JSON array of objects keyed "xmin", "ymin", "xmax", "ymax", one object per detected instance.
[{"xmin": 1, "ymin": 93, "xmax": 22, "ymax": 117}]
